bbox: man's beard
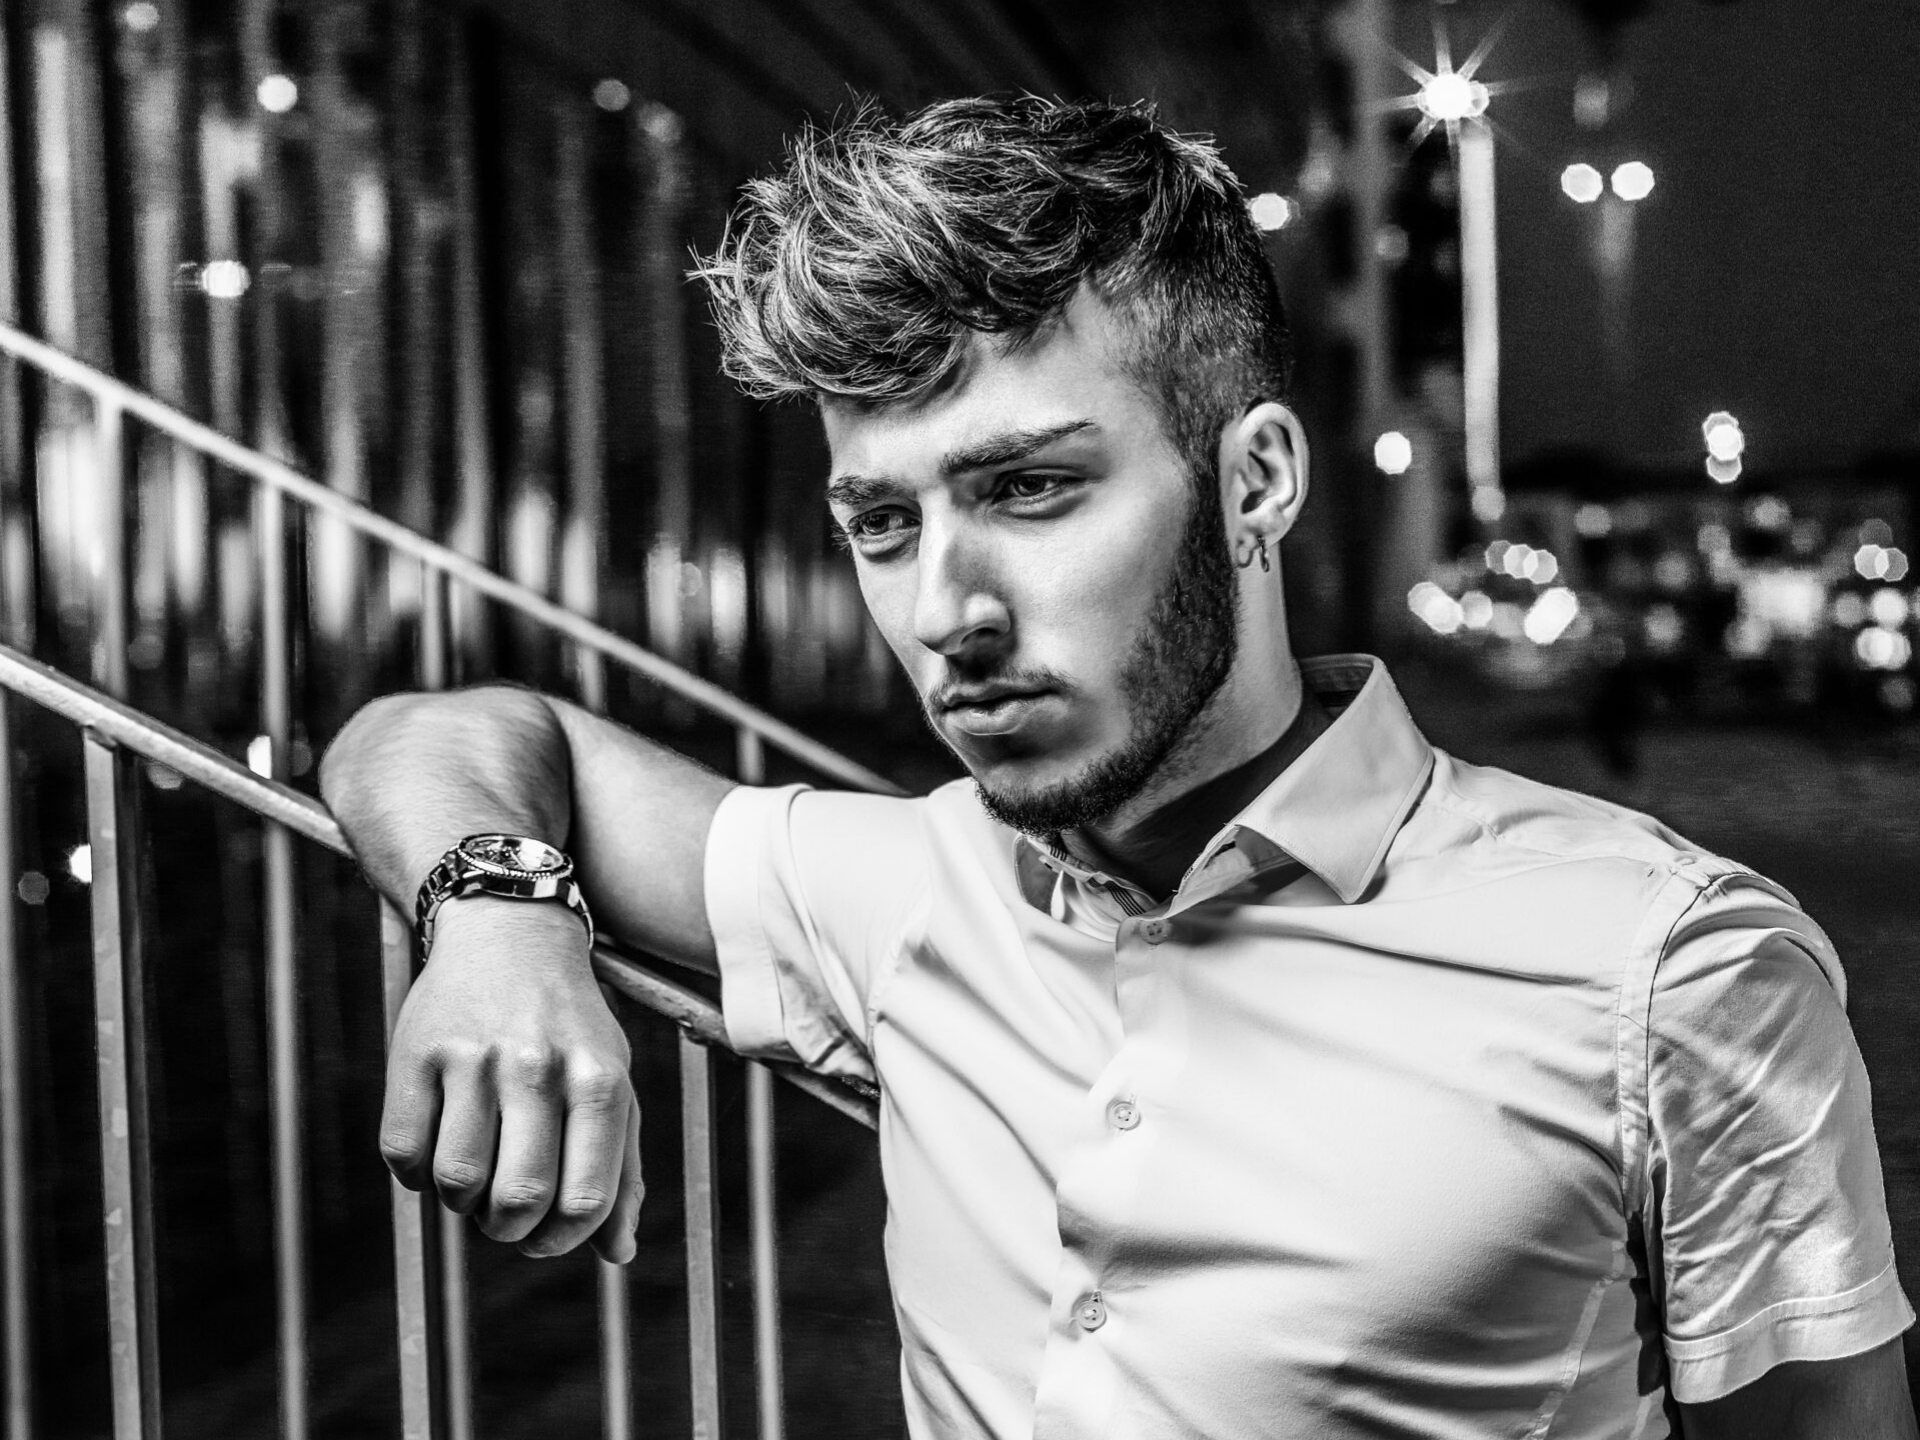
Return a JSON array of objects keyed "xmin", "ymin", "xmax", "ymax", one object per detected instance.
[{"xmin": 963, "ymin": 479, "xmax": 1239, "ymax": 836}]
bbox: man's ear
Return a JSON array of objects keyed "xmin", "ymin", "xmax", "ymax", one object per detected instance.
[{"xmin": 1220, "ymin": 402, "xmax": 1310, "ymax": 543}]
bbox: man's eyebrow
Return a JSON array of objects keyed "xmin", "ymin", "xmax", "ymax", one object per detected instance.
[
  {"xmin": 940, "ymin": 420, "xmax": 1096, "ymax": 477},
  {"xmin": 824, "ymin": 420, "xmax": 1098, "ymax": 509},
  {"xmin": 825, "ymin": 475, "xmax": 903, "ymax": 510}
]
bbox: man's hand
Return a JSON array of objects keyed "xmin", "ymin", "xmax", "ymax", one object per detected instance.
[
  {"xmin": 378, "ymin": 901, "xmax": 643, "ymax": 1263},
  {"xmin": 321, "ymin": 685, "xmax": 734, "ymax": 1262}
]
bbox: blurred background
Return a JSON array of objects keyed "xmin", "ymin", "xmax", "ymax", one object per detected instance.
[{"xmin": 0, "ymin": 0, "xmax": 1916, "ymax": 1433}]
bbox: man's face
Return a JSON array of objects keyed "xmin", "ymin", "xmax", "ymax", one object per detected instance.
[{"xmin": 824, "ymin": 292, "xmax": 1238, "ymax": 833}]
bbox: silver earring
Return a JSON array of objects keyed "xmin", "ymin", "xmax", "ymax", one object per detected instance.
[{"xmin": 1258, "ymin": 536, "xmax": 1271, "ymax": 573}]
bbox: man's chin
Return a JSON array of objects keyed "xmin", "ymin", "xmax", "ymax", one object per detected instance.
[{"xmin": 969, "ymin": 751, "xmax": 1150, "ymax": 837}]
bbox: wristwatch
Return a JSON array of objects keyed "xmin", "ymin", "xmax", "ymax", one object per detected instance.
[{"xmin": 414, "ymin": 833, "xmax": 595, "ymax": 964}]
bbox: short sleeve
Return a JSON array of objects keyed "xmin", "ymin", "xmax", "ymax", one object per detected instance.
[
  {"xmin": 704, "ymin": 783, "xmax": 928, "ymax": 1086},
  {"xmin": 1644, "ymin": 871, "xmax": 1915, "ymax": 1401}
]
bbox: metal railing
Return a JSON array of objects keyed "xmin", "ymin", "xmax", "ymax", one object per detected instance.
[{"xmin": 0, "ymin": 321, "xmax": 900, "ymax": 1440}]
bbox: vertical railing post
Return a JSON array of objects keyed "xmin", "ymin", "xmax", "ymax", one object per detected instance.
[
  {"xmin": 254, "ymin": 480, "xmax": 309, "ymax": 1440},
  {"xmin": 381, "ymin": 903, "xmax": 446, "ymax": 1440},
  {"xmin": 680, "ymin": 1030, "xmax": 724, "ymax": 1440},
  {"xmin": 83, "ymin": 731, "xmax": 161, "ymax": 1439},
  {"xmin": 0, "ymin": 690, "xmax": 29, "ymax": 1440},
  {"xmin": 738, "ymin": 728, "xmax": 786, "ymax": 1440},
  {"xmin": 91, "ymin": 398, "xmax": 128, "ymax": 699},
  {"xmin": 419, "ymin": 566, "xmax": 451, "ymax": 697},
  {"xmin": 597, "ymin": 1243, "xmax": 633, "ymax": 1440},
  {"xmin": 413, "ymin": 567, "xmax": 475, "ymax": 1440},
  {"xmin": 557, "ymin": 100, "xmax": 607, "ymax": 714}
]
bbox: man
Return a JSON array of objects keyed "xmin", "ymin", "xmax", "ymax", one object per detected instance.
[{"xmin": 321, "ymin": 98, "xmax": 1916, "ymax": 1436}]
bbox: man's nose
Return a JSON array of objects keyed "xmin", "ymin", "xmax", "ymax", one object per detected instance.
[{"xmin": 912, "ymin": 523, "xmax": 1010, "ymax": 659}]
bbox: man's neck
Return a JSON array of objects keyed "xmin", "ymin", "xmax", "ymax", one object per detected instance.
[{"xmin": 1062, "ymin": 681, "xmax": 1330, "ymax": 902}]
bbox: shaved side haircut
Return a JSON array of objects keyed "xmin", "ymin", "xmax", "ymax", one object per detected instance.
[{"xmin": 694, "ymin": 95, "xmax": 1293, "ymax": 494}]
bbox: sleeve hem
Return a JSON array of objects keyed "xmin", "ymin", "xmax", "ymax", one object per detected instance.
[
  {"xmin": 1665, "ymin": 1258, "xmax": 1917, "ymax": 1402},
  {"xmin": 705, "ymin": 783, "xmax": 811, "ymax": 1061}
]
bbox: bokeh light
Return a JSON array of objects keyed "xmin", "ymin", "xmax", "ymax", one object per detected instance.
[
  {"xmin": 1560, "ymin": 163, "xmax": 1603, "ymax": 204},
  {"xmin": 1523, "ymin": 588, "xmax": 1580, "ymax": 645},
  {"xmin": 1374, "ymin": 431, "xmax": 1413, "ymax": 475},
  {"xmin": 1249, "ymin": 193, "xmax": 1295, "ymax": 232},
  {"xmin": 1702, "ymin": 412, "xmax": 1745, "ymax": 462},
  {"xmin": 1869, "ymin": 588, "xmax": 1908, "ymax": 629},
  {"xmin": 1854, "ymin": 544, "xmax": 1907, "ymax": 582},
  {"xmin": 1408, "ymin": 581, "xmax": 1464, "ymax": 635},
  {"xmin": 1854, "ymin": 626, "xmax": 1912, "ymax": 672},
  {"xmin": 1610, "ymin": 161, "xmax": 1655, "ymax": 201},
  {"xmin": 256, "ymin": 74, "xmax": 299, "ymax": 114},
  {"xmin": 200, "ymin": 260, "xmax": 250, "ymax": 300}
]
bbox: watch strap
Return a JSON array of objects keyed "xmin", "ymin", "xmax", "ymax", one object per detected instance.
[{"xmin": 414, "ymin": 841, "xmax": 595, "ymax": 964}]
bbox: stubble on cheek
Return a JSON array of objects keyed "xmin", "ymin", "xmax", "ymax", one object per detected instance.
[{"xmin": 967, "ymin": 475, "xmax": 1239, "ymax": 835}]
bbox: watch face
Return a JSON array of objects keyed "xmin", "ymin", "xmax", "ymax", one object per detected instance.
[{"xmin": 459, "ymin": 834, "xmax": 568, "ymax": 877}]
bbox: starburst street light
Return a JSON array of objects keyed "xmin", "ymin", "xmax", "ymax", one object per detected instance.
[{"xmin": 1417, "ymin": 70, "xmax": 1490, "ymax": 125}]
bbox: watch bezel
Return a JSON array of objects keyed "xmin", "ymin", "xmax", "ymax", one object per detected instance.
[{"xmin": 456, "ymin": 833, "xmax": 572, "ymax": 881}]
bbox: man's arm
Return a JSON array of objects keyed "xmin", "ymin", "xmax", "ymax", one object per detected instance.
[
  {"xmin": 1678, "ymin": 1336, "xmax": 1918, "ymax": 1439},
  {"xmin": 319, "ymin": 685, "xmax": 735, "ymax": 1262}
]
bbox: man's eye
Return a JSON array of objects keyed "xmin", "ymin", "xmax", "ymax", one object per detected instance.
[
  {"xmin": 997, "ymin": 473, "xmax": 1070, "ymax": 504},
  {"xmin": 837, "ymin": 509, "xmax": 917, "ymax": 554}
]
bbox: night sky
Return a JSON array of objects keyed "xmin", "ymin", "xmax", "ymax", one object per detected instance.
[{"xmin": 1481, "ymin": 0, "xmax": 1920, "ymax": 472}]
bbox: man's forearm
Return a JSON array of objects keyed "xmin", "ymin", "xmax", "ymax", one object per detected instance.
[{"xmin": 320, "ymin": 684, "xmax": 573, "ymax": 912}]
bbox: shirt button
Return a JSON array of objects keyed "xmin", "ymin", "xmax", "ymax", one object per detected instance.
[
  {"xmin": 1107, "ymin": 1098, "xmax": 1141, "ymax": 1131},
  {"xmin": 1139, "ymin": 918, "xmax": 1170, "ymax": 944},
  {"xmin": 1075, "ymin": 1291, "xmax": 1107, "ymax": 1331}
]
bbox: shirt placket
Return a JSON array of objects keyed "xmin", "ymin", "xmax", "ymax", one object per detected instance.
[{"xmin": 1028, "ymin": 865, "xmax": 1206, "ymax": 1439}]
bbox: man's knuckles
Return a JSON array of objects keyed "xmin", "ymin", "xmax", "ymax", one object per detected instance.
[
  {"xmin": 564, "ymin": 1066, "xmax": 628, "ymax": 1110},
  {"xmin": 379, "ymin": 1132, "xmax": 431, "ymax": 1185},
  {"xmin": 556, "ymin": 1181, "xmax": 615, "ymax": 1221}
]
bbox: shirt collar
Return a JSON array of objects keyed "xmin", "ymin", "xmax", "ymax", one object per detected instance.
[
  {"xmin": 1227, "ymin": 654, "xmax": 1434, "ymax": 903},
  {"xmin": 1012, "ymin": 654, "xmax": 1434, "ymax": 910}
]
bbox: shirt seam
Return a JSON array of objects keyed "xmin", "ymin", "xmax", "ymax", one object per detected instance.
[
  {"xmin": 1664, "ymin": 1254, "xmax": 1905, "ymax": 1359},
  {"xmin": 1617, "ymin": 867, "xmax": 1717, "ymax": 1224},
  {"xmin": 1424, "ymin": 782, "xmax": 1731, "ymax": 883}
]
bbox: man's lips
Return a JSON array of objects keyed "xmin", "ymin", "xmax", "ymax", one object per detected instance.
[{"xmin": 938, "ymin": 689, "xmax": 1056, "ymax": 737}]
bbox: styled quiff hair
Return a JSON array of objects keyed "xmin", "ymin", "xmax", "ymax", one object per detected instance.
[{"xmin": 695, "ymin": 95, "xmax": 1292, "ymax": 487}]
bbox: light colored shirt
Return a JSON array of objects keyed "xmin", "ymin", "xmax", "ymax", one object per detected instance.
[{"xmin": 706, "ymin": 654, "xmax": 1913, "ymax": 1438}]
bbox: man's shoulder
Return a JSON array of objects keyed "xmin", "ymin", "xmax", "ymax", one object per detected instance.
[
  {"xmin": 783, "ymin": 775, "xmax": 1003, "ymax": 857},
  {"xmin": 1416, "ymin": 747, "xmax": 1762, "ymax": 894},
  {"xmin": 1407, "ymin": 752, "xmax": 1835, "ymax": 991}
]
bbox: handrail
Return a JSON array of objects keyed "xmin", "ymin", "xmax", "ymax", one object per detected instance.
[
  {"xmin": 0, "ymin": 318, "xmax": 892, "ymax": 1439},
  {"xmin": 0, "ymin": 642, "xmax": 876, "ymax": 1132},
  {"xmin": 0, "ymin": 321, "xmax": 906, "ymax": 799}
]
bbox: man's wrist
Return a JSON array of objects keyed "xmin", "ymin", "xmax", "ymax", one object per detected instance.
[{"xmin": 426, "ymin": 897, "xmax": 598, "ymax": 967}]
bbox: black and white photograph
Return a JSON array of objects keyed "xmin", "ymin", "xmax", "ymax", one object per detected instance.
[{"xmin": 0, "ymin": 0, "xmax": 1916, "ymax": 1434}]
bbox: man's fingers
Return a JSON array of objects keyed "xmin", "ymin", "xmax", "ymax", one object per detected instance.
[
  {"xmin": 379, "ymin": 1048, "xmax": 444, "ymax": 1191},
  {"xmin": 590, "ymin": 1097, "xmax": 645, "ymax": 1266},
  {"xmin": 429, "ymin": 1057, "xmax": 500, "ymax": 1215},
  {"xmin": 520, "ymin": 1063, "xmax": 632, "ymax": 1258},
  {"xmin": 482, "ymin": 1050, "xmax": 566, "ymax": 1244}
]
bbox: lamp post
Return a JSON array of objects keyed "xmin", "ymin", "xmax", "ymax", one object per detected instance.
[{"xmin": 1415, "ymin": 69, "xmax": 1503, "ymax": 525}]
